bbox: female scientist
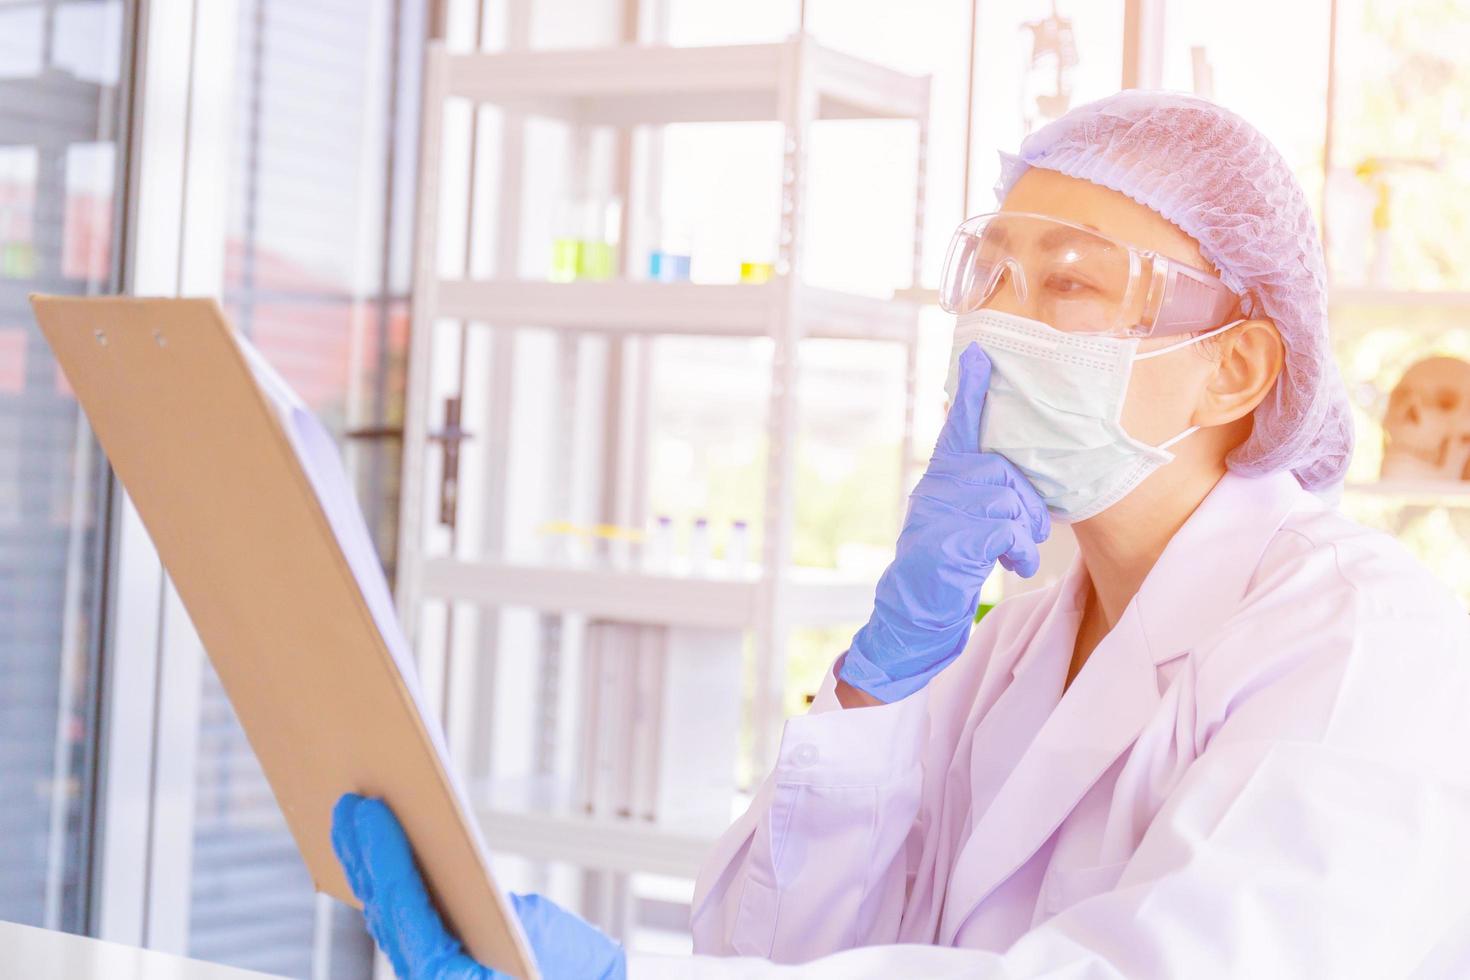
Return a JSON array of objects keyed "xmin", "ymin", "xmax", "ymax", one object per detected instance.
[{"xmin": 331, "ymin": 92, "xmax": 1470, "ymax": 978}]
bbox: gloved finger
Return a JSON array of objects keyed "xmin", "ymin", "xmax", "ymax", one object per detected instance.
[
  {"xmin": 353, "ymin": 798, "xmax": 462, "ymax": 978},
  {"xmin": 922, "ymin": 452, "xmax": 1050, "ymax": 543},
  {"xmin": 934, "ymin": 343, "xmax": 990, "ymax": 456},
  {"xmin": 332, "ymin": 797, "xmax": 415, "ymax": 979},
  {"xmin": 995, "ymin": 522, "xmax": 1042, "ymax": 578},
  {"xmin": 992, "ymin": 454, "xmax": 1050, "ymax": 543},
  {"xmin": 331, "ymin": 793, "xmax": 374, "ymax": 904},
  {"xmin": 352, "ymin": 798, "xmax": 423, "ymax": 893},
  {"xmin": 911, "ymin": 473, "xmax": 1027, "ymax": 524},
  {"xmin": 948, "ymin": 517, "xmax": 1038, "ymax": 577}
]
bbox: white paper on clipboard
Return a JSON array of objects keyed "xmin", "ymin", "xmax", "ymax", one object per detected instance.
[{"xmin": 234, "ymin": 334, "xmax": 475, "ymax": 808}]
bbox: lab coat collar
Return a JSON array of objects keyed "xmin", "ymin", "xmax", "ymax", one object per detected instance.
[
  {"xmin": 1132, "ymin": 469, "xmax": 1309, "ymax": 665},
  {"xmin": 939, "ymin": 470, "xmax": 1306, "ymax": 944},
  {"xmin": 1008, "ymin": 561, "xmax": 1089, "ymax": 680}
]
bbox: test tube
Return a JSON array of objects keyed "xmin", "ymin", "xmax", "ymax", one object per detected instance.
[
  {"xmin": 647, "ymin": 215, "xmax": 692, "ymax": 283},
  {"xmin": 579, "ymin": 196, "xmax": 620, "ymax": 281},
  {"xmin": 646, "ymin": 515, "xmax": 674, "ymax": 572},
  {"xmin": 663, "ymin": 220, "xmax": 692, "ymax": 282},
  {"xmin": 738, "ymin": 260, "xmax": 774, "ymax": 284},
  {"xmin": 725, "ymin": 520, "xmax": 748, "ymax": 577},
  {"xmin": 738, "ymin": 228, "xmax": 776, "ymax": 284},
  {"xmin": 550, "ymin": 197, "xmax": 582, "ymax": 282},
  {"xmin": 646, "ymin": 213, "xmax": 666, "ymax": 280},
  {"xmin": 689, "ymin": 517, "xmax": 710, "ymax": 576}
]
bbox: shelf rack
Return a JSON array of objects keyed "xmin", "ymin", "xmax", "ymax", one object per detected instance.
[
  {"xmin": 1329, "ymin": 288, "xmax": 1470, "ymax": 309},
  {"xmin": 420, "ymin": 558, "xmax": 879, "ymax": 629},
  {"xmin": 396, "ymin": 34, "xmax": 930, "ymax": 885},
  {"xmin": 436, "ymin": 38, "xmax": 930, "ymax": 125},
  {"xmin": 476, "ymin": 807, "xmax": 719, "ymax": 879},
  {"xmin": 1342, "ymin": 480, "xmax": 1470, "ymax": 507},
  {"xmin": 433, "ymin": 278, "xmax": 916, "ymax": 340}
]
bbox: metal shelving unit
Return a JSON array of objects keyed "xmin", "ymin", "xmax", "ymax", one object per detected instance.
[
  {"xmin": 435, "ymin": 38, "xmax": 929, "ymax": 124},
  {"xmin": 1342, "ymin": 481, "xmax": 1470, "ymax": 507},
  {"xmin": 1329, "ymin": 288, "xmax": 1470, "ymax": 311},
  {"xmin": 475, "ymin": 806, "xmax": 718, "ymax": 880},
  {"xmin": 419, "ymin": 557, "xmax": 879, "ymax": 629},
  {"xmin": 433, "ymin": 278, "xmax": 918, "ymax": 340},
  {"xmin": 395, "ymin": 33, "xmax": 930, "ymax": 882}
]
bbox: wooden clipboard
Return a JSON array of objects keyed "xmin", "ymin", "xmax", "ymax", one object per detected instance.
[{"xmin": 31, "ymin": 295, "xmax": 537, "ymax": 979}]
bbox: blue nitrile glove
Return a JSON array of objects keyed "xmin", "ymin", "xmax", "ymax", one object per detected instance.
[
  {"xmin": 838, "ymin": 343, "xmax": 1050, "ymax": 702},
  {"xmin": 331, "ymin": 793, "xmax": 625, "ymax": 980}
]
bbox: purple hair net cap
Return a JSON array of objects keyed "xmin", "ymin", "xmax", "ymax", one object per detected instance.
[{"xmin": 995, "ymin": 90, "xmax": 1354, "ymax": 491}]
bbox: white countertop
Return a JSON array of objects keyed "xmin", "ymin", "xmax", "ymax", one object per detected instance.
[{"xmin": 4, "ymin": 920, "xmax": 284, "ymax": 980}]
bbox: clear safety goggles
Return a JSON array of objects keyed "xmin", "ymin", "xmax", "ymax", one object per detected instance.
[{"xmin": 939, "ymin": 211, "xmax": 1242, "ymax": 338}]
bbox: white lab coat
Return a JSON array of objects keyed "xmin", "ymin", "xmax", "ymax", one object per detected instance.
[{"xmin": 627, "ymin": 470, "xmax": 1470, "ymax": 978}]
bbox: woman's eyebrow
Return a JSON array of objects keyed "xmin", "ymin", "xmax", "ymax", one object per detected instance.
[{"xmin": 1037, "ymin": 225, "xmax": 1100, "ymax": 253}]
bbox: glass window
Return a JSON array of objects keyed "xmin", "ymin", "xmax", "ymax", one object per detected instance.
[
  {"xmin": 1311, "ymin": 2, "xmax": 1470, "ymax": 603},
  {"xmin": 1325, "ymin": 0, "xmax": 1470, "ymax": 291},
  {"xmin": 0, "ymin": 0, "xmax": 127, "ymax": 936},
  {"xmin": 1158, "ymin": 0, "xmax": 1332, "ymax": 222},
  {"xmin": 184, "ymin": 0, "xmax": 421, "ymax": 975},
  {"xmin": 969, "ymin": 0, "xmax": 1124, "ymax": 209},
  {"xmin": 666, "ymin": 0, "xmax": 795, "ymax": 46}
]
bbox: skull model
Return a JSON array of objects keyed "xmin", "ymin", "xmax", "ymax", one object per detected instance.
[{"xmin": 1381, "ymin": 356, "xmax": 1470, "ymax": 482}]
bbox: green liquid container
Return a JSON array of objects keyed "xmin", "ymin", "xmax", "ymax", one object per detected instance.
[
  {"xmin": 550, "ymin": 237, "xmax": 582, "ymax": 282},
  {"xmin": 578, "ymin": 241, "xmax": 616, "ymax": 281}
]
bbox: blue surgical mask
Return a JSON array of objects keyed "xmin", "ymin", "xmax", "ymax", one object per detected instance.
[{"xmin": 944, "ymin": 310, "xmax": 1244, "ymax": 522}]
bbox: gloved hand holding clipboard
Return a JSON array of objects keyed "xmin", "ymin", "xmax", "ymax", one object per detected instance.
[{"xmin": 31, "ymin": 295, "xmax": 538, "ymax": 980}]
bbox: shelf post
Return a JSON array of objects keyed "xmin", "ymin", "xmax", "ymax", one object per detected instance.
[
  {"xmin": 461, "ymin": 0, "xmax": 534, "ymax": 789},
  {"xmin": 901, "ymin": 82, "xmax": 931, "ymax": 506},
  {"xmin": 752, "ymin": 36, "xmax": 819, "ymax": 773}
]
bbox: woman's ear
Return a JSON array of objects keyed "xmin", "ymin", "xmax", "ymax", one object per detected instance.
[{"xmin": 1197, "ymin": 318, "xmax": 1285, "ymax": 426}]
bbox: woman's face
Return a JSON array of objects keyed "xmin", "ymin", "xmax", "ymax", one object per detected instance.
[{"xmin": 991, "ymin": 167, "xmax": 1229, "ymax": 449}]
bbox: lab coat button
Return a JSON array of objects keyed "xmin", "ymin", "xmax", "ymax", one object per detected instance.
[{"xmin": 790, "ymin": 743, "xmax": 819, "ymax": 768}]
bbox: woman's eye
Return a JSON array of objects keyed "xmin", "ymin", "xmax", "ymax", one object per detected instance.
[{"xmin": 1043, "ymin": 274, "xmax": 1095, "ymax": 295}]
